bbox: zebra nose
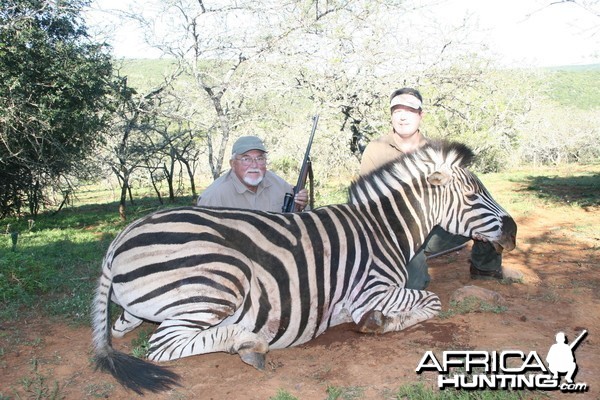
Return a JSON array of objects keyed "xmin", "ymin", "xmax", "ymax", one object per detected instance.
[
  {"xmin": 502, "ymin": 215, "xmax": 517, "ymax": 236},
  {"xmin": 499, "ymin": 215, "xmax": 517, "ymax": 252}
]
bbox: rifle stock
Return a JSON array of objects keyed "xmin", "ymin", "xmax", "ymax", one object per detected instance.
[{"xmin": 282, "ymin": 115, "xmax": 319, "ymax": 212}]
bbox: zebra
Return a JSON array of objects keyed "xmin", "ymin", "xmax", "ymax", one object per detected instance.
[{"xmin": 92, "ymin": 140, "xmax": 517, "ymax": 394}]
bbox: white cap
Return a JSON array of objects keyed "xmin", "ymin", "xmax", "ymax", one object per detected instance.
[{"xmin": 390, "ymin": 93, "xmax": 422, "ymax": 110}]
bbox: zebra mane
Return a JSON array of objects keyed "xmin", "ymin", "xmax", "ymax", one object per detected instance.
[
  {"xmin": 353, "ymin": 140, "xmax": 475, "ymax": 190},
  {"xmin": 416, "ymin": 140, "xmax": 475, "ymax": 169}
]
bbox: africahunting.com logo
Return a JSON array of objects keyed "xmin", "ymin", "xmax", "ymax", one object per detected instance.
[{"xmin": 416, "ymin": 330, "xmax": 588, "ymax": 393}]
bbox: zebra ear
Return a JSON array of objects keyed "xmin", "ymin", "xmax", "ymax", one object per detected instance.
[{"xmin": 427, "ymin": 171, "xmax": 451, "ymax": 186}]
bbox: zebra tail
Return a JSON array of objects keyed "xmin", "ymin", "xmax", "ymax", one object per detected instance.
[
  {"xmin": 91, "ymin": 266, "xmax": 180, "ymax": 395},
  {"xmin": 94, "ymin": 349, "xmax": 180, "ymax": 395}
]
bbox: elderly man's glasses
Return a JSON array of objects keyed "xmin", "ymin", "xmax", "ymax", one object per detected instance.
[{"xmin": 236, "ymin": 156, "xmax": 267, "ymax": 166}]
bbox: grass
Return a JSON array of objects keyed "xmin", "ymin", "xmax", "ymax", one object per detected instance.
[
  {"xmin": 523, "ymin": 173, "xmax": 600, "ymax": 208},
  {"xmin": 18, "ymin": 358, "xmax": 61, "ymax": 400},
  {"xmin": 0, "ymin": 227, "xmax": 109, "ymax": 322},
  {"xmin": 270, "ymin": 389, "xmax": 300, "ymax": 400},
  {"xmin": 84, "ymin": 382, "xmax": 115, "ymax": 398},
  {"xmin": 326, "ymin": 385, "xmax": 365, "ymax": 399},
  {"xmin": 0, "ymin": 196, "xmax": 192, "ymax": 322},
  {"xmin": 395, "ymin": 382, "xmax": 546, "ymax": 399},
  {"xmin": 131, "ymin": 327, "xmax": 154, "ymax": 358},
  {"xmin": 269, "ymin": 383, "xmax": 541, "ymax": 400},
  {"xmin": 478, "ymin": 165, "xmax": 600, "ymax": 212}
]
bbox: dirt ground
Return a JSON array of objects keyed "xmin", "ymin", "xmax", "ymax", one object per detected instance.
[{"xmin": 1, "ymin": 202, "xmax": 599, "ymax": 400}]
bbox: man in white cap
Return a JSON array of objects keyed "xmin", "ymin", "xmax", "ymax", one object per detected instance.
[
  {"xmin": 197, "ymin": 136, "xmax": 308, "ymax": 212},
  {"xmin": 359, "ymin": 87, "xmax": 515, "ymax": 289},
  {"xmin": 360, "ymin": 87, "xmax": 427, "ymax": 174}
]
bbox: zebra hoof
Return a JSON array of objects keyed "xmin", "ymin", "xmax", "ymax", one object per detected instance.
[
  {"xmin": 357, "ymin": 310, "xmax": 385, "ymax": 333},
  {"xmin": 240, "ymin": 351, "xmax": 266, "ymax": 370},
  {"xmin": 238, "ymin": 341, "xmax": 267, "ymax": 370}
]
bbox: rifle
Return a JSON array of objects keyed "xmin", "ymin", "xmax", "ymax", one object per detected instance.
[
  {"xmin": 569, "ymin": 330, "xmax": 587, "ymax": 350},
  {"xmin": 282, "ymin": 114, "xmax": 319, "ymax": 212}
]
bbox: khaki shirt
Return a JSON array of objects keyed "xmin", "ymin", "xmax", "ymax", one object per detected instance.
[
  {"xmin": 197, "ymin": 170, "xmax": 293, "ymax": 212},
  {"xmin": 359, "ymin": 132, "xmax": 428, "ymax": 176}
]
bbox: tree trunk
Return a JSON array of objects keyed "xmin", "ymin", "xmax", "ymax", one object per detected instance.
[
  {"xmin": 118, "ymin": 167, "xmax": 129, "ymax": 221},
  {"xmin": 180, "ymin": 158, "xmax": 197, "ymax": 199}
]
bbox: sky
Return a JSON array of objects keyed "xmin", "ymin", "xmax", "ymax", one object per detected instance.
[
  {"xmin": 85, "ymin": 0, "xmax": 600, "ymax": 67},
  {"xmin": 435, "ymin": 0, "xmax": 599, "ymax": 67}
]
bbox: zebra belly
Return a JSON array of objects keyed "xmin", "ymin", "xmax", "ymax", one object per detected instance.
[{"xmin": 110, "ymin": 243, "xmax": 253, "ymax": 324}]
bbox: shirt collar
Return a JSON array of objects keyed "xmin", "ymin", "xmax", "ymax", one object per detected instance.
[{"xmin": 387, "ymin": 130, "xmax": 428, "ymax": 152}]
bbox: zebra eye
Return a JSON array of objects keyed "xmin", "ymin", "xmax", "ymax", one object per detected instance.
[{"xmin": 464, "ymin": 190, "xmax": 478, "ymax": 200}]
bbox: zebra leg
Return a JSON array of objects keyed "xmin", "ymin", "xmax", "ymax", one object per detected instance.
[
  {"xmin": 146, "ymin": 320, "xmax": 269, "ymax": 370},
  {"xmin": 112, "ymin": 310, "xmax": 143, "ymax": 338},
  {"xmin": 356, "ymin": 288, "xmax": 441, "ymax": 334}
]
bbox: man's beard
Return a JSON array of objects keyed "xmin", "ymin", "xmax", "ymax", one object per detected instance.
[{"xmin": 243, "ymin": 169, "xmax": 264, "ymax": 186}]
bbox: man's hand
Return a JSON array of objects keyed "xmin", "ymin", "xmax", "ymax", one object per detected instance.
[{"xmin": 294, "ymin": 188, "xmax": 309, "ymax": 211}]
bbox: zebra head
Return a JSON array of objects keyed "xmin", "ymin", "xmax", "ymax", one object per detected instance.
[
  {"xmin": 423, "ymin": 143, "xmax": 517, "ymax": 253},
  {"xmin": 351, "ymin": 140, "xmax": 517, "ymax": 254}
]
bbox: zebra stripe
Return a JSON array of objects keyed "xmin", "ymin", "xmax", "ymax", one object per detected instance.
[{"xmin": 92, "ymin": 140, "xmax": 517, "ymax": 394}]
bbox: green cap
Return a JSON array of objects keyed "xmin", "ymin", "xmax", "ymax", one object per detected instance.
[{"xmin": 232, "ymin": 136, "xmax": 267, "ymax": 155}]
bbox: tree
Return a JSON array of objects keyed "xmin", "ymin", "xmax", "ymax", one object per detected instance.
[
  {"xmin": 0, "ymin": 0, "xmax": 114, "ymax": 217},
  {"xmin": 101, "ymin": 76, "xmax": 174, "ymax": 220},
  {"xmin": 148, "ymin": 119, "xmax": 204, "ymax": 201}
]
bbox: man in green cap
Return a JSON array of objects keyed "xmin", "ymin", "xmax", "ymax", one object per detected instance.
[
  {"xmin": 360, "ymin": 87, "xmax": 519, "ymax": 290},
  {"xmin": 197, "ymin": 136, "xmax": 308, "ymax": 212}
]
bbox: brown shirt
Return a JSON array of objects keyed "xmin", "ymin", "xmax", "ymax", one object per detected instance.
[
  {"xmin": 359, "ymin": 132, "xmax": 428, "ymax": 176},
  {"xmin": 197, "ymin": 170, "xmax": 293, "ymax": 212}
]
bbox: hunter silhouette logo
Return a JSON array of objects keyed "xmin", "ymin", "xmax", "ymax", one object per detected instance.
[
  {"xmin": 546, "ymin": 330, "xmax": 587, "ymax": 384},
  {"xmin": 416, "ymin": 329, "xmax": 589, "ymax": 392}
]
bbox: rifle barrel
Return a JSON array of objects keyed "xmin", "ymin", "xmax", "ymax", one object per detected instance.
[
  {"xmin": 569, "ymin": 329, "xmax": 588, "ymax": 350},
  {"xmin": 294, "ymin": 115, "xmax": 319, "ymax": 190},
  {"xmin": 282, "ymin": 115, "xmax": 319, "ymax": 212}
]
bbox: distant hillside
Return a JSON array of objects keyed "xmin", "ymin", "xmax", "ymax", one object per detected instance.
[
  {"xmin": 545, "ymin": 66, "xmax": 600, "ymax": 109},
  {"xmin": 116, "ymin": 58, "xmax": 179, "ymax": 88},
  {"xmin": 114, "ymin": 59, "xmax": 600, "ymax": 110},
  {"xmin": 547, "ymin": 63, "xmax": 600, "ymax": 72}
]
